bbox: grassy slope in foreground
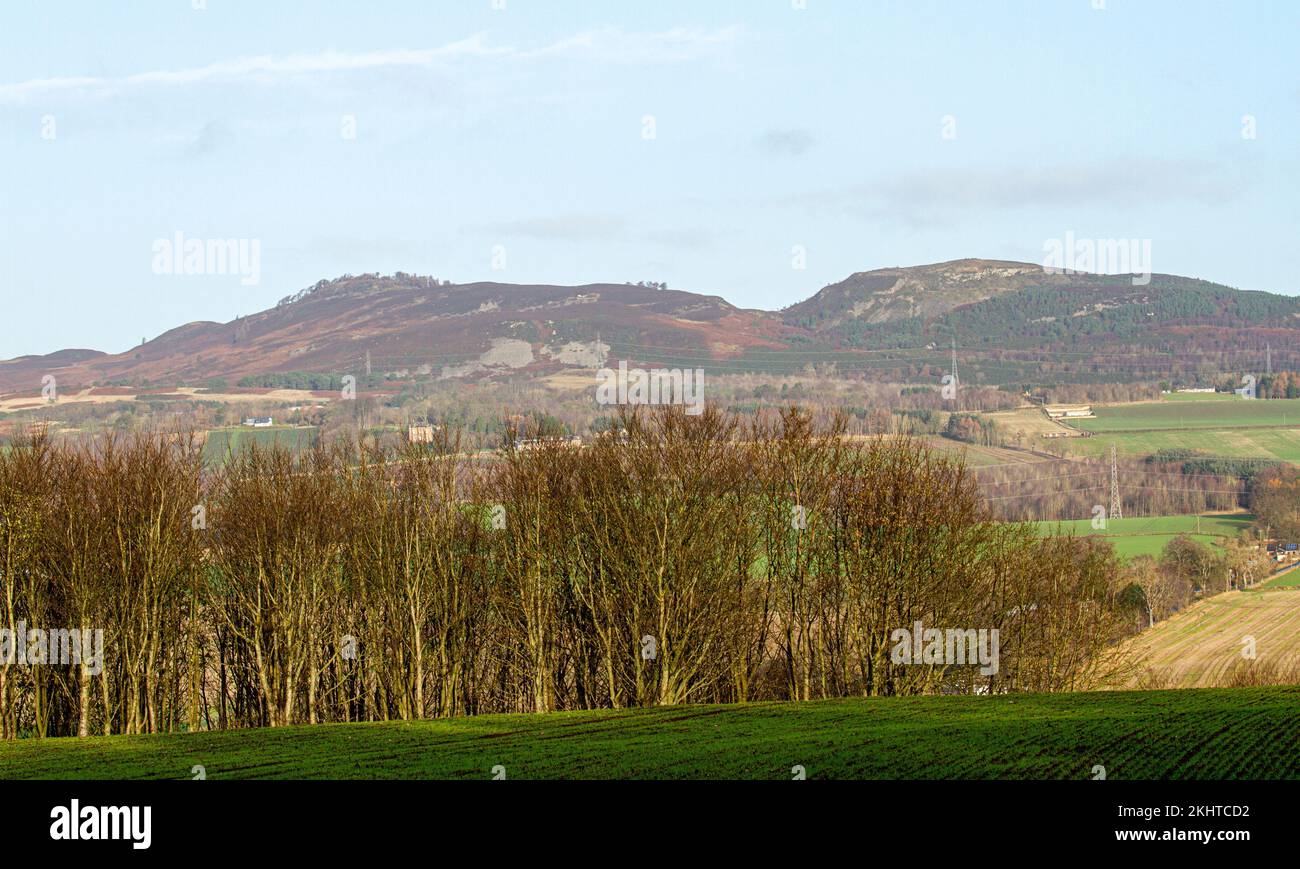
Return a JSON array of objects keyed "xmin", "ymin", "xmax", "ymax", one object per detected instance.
[{"xmin": 1, "ymin": 687, "xmax": 1297, "ymax": 780}]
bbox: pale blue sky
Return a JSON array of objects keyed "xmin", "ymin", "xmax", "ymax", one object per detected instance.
[{"xmin": 1, "ymin": 0, "xmax": 1296, "ymax": 357}]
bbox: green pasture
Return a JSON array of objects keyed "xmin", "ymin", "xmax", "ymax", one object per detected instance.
[{"xmin": 1, "ymin": 687, "xmax": 1294, "ymax": 780}]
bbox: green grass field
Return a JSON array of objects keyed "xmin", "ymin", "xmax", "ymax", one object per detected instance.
[
  {"xmin": 1055, "ymin": 398, "xmax": 1300, "ymax": 462},
  {"xmin": 202, "ymin": 426, "xmax": 319, "ymax": 464},
  {"xmin": 1066, "ymin": 427, "xmax": 1300, "ymax": 462},
  {"xmin": 1098, "ymin": 534, "xmax": 1225, "ymax": 559},
  {"xmin": 1159, "ymin": 392, "xmax": 1238, "ymax": 402},
  {"xmin": 1263, "ymin": 566, "xmax": 1300, "ymax": 588},
  {"xmin": 1033, "ymin": 514, "xmax": 1252, "ymax": 559},
  {"xmin": 1073, "ymin": 398, "xmax": 1300, "ymax": 433},
  {"xmin": 995, "ymin": 399, "xmax": 1300, "ymax": 462},
  {"xmin": 1, "ymin": 687, "xmax": 1296, "ymax": 779}
]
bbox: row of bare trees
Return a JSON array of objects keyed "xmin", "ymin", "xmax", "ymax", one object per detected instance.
[
  {"xmin": 976, "ymin": 457, "xmax": 1244, "ymax": 522},
  {"xmin": 0, "ymin": 408, "xmax": 1135, "ymax": 738},
  {"xmin": 0, "ymin": 434, "xmax": 202, "ymax": 739}
]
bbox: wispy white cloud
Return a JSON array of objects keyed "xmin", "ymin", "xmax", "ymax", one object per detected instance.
[
  {"xmin": 0, "ymin": 27, "xmax": 739, "ymax": 104},
  {"xmin": 758, "ymin": 128, "xmax": 817, "ymax": 157},
  {"xmin": 521, "ymin": 26, "xmax": 741, "ymax": 63},
  {"xmin": 479, "ymin": 214, "xmax": 629, "ymax": 242},
  {"xmin": 477, "ymin": 213, "xmax": 719, "ymax": 251},
  {"xmin": 643, "ymin": 226, "xmax": 719, "ymax": 251},
  {"xmin": 0, "ymin": 36, "xmax": 503, "ymax": 102},
  {"xmin": 774, "ymin": 158, "xmax": 1242, "ymax": 228}
]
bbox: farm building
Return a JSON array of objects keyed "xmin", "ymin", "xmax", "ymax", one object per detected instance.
[
  {"xmin": 1044, "ymin": 404, "xmax": 1095, "ymax": 419},
  {"xmin": 242, "ymin": 417, "xmax": 273, "ymax": 427},
  {"xmin": 407, "ymin": 422, "xmax": 438, "ymax": 444},
  {"xmin": 514, "ymin": 436, "xmax": 583, "ymax": 451}
]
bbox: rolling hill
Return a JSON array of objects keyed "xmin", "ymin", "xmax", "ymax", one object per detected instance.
[
  {"xmin": 0, "ymin": 275, "xmax": 803, "ymax": 395},
  {"xmin": 3, "ymin": 260, "xmax": 1298, "ymax": 395},
  {"xmin": 1, "ymin": 687, "xmax": 1294, "ymax": 779}
]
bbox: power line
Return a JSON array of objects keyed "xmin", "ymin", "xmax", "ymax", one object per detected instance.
[
  {"xmin": 982, "ymin": 485, "xmax": 1106, "ymax": 502},
  {"xmin": 977, "ymin": 471, "xmax": 1107, "ymax": 487},
  {"xmin": 982, "ymin": 483, "xmax": 1245, "ymax": 502},
  {"xmin": 1110, "ymin": 444, "xmax": 1123, "ymax": 520},
  {"xmin": 1126, "ymin": 485, "xmax": 1247, "ymax": 495}
]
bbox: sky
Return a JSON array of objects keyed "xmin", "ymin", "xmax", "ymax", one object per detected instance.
[{"xmin": 0, "ymin": 0, "xmax": 1296, "ymax": 358}]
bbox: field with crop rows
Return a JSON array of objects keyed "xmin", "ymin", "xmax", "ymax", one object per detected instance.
[
  {"xmin": 920, "ymin": 436, "xmax": 1053, "ymax": 468},
  {"xmin": 1, "ymin": 687, "xmax": 1295, "ymax": 780},
  {"xmin": 1117, "ymin": 588, "xmax": 1300, "ymax": 688}
]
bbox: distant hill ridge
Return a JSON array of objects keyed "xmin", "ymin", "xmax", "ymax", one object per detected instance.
[{"xmin": 3, "ymin": 260, "xmax": 1296, "ymax": 393}]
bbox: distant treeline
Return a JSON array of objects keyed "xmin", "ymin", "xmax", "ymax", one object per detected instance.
[
  {"xmin": 0, "ymin": 409, "xmax": 1136, "ymax": 739},
  {"xmin": 1144, "ymin": 449, "xmax": 1275, "ymax": 480},
  {"xmin": 233, "ymin": 369, "xmax": 395, "ymax": 390},
  {"xmin": 236, "ymin": 372, "xmax": 365, "ymax": 391},
  {"xmin": 1256, "ymin": 371, "xmax": 1300, "ymax": 399}
]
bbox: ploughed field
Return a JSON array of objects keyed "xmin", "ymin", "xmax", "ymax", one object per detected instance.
[
  {"xmin": 1117, "ymin": 587, "xmax": 1300, "ymax": 688},
  {"xmin": 1, "ymin": 687, "xmax": 1296, "ymax": 780}
]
